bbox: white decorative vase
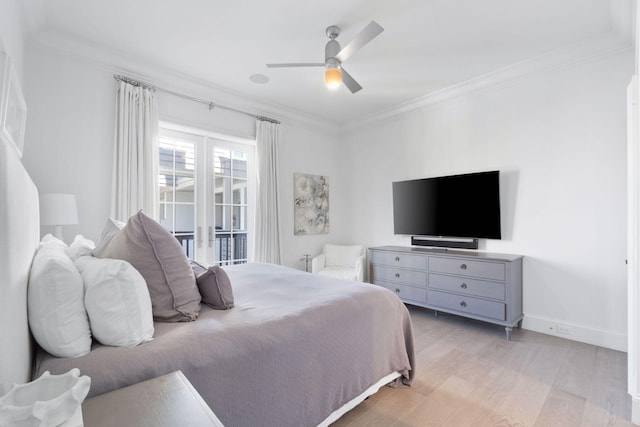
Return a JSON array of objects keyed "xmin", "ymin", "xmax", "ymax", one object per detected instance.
[{"xmin": 0, "ymin": 369, "xmax": 91, "ymax": 427}]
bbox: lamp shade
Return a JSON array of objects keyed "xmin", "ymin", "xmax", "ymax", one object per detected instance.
[
  {"xmin": 40, "ymin": 194, "xmax": 79, "ymax": 226},
  {"xmin": 325, "ymin": 67, "xmax": 341, "ymax": 90}
]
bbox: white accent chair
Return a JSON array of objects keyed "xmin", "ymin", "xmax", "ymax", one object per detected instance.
[{"xmin": 311, "ymin": 244, "xmax": 365, "ymax": 282}]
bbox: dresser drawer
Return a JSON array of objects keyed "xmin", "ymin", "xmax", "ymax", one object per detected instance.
[
  {"xmin": 371, "ymin": 265, "xmax": 427, "ymax": 286},
  {"xmin": 429, "ymin": 257, "xmax": 505, "ymax": 281},
  {"xmin": 428, "ymin": 290, "xmax": 506, "ymax": 321},
  {"xmin": 371, "ymin": 251, "xmax": 427, "ymax": 270},
  {"xmin": 428, "ymin": 273, "xmax": 506, "ymax": 301},
  {"xmin": 376, "ymin": 282, "xmax": 427, "ymax": 304}
]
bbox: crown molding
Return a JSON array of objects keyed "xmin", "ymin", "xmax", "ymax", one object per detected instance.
[
  {"xmin": 341, "ymin": 33, "xmax": 633, "ymax": 133},
  {"xmin": 28, "ymin": 29, "xmax": 341, "ymax": 137}
]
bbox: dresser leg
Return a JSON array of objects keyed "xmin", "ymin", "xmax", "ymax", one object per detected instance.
[
  {"xmin": 505, "ymin": 326, "xmax": 512, "ymax": 341},
  {"xmin": 434, "ymin": 310, "xmax": 439, "ymax": 317}
]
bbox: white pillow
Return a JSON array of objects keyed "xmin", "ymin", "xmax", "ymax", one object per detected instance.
[
  {"xmin": 66, "ymin": 235, "xmax": 96, "ymax": 261},
  {"xmin": 28, "ymin": 235, "xmax": 92, "ymax": 358},
  {"xmin": 40, "ymin": 233, "xmax": 65, "ymax": 246},
  {"xmin": 75, "ymin": 256, "xmax": 154, "ymax": 347},
  {"xmin": 92, "ymin": 218, "xmax": 125, "ymax": 255}
]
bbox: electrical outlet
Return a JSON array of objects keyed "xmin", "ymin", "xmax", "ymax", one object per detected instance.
[{"xmin": 557, "ymin": 324, "xmax": 572, "ymax": 335}]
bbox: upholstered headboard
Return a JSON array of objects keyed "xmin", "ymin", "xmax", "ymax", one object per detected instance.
[{"xmin": 0, "ymin": 137, "xmax": 39, "ymax": 384}]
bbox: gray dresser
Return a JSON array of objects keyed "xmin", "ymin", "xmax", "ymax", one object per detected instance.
[{"xmin": 369, "ymin": 246, "xmax": 523, "ymax": 340}]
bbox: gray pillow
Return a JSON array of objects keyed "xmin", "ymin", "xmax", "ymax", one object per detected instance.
[
  {"xmin": 190, "ymin": 261, "xmax": 234, "ymax": 310},
  {"xmin": 94, "ymin": 211, "xmax": 201, "ymax": 321}
]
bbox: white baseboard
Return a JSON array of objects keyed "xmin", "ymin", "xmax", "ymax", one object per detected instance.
[
  {"xmin": 523, "ymin": 315, "xmax": 627, "ymax": 352},
  {"xmin": 632, "ymin": 394, "xmax": 640, "ymax": 425}
]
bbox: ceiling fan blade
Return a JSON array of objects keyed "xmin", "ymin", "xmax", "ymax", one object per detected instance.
[
  {"xmin": 341, "ymin": 68, "xmax": 362, "ymax": 94},
  {"xmin": 335, "ymin": 21, "xmax": 384, "ymax": 63},
  {"xmin": 266, "ymin": 63, "xmax": 325, "ymax": 68}
]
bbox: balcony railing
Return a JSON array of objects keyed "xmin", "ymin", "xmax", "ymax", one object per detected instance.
[
  {"xmin": 174, "ymin": 232, "xmax": 196, "ymax": 259},
  {"xmin": 174, "ymin": 231, "xmax": 247, "ymax": 265}
]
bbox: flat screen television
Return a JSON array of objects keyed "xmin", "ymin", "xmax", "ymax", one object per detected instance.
[{"xmin": 392, "ymin": 170, "xmax": 501, "ymax": 239}]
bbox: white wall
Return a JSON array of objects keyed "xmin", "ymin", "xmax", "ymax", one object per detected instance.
[
  {"xmin": 23, "ymin": 45, "xmax": 114, "ymax": 244},
  {"xmin": 22, "ymin": 42, "xmax": 343, "ymax": 269},
  {"xmin": 278, "ymin": 124, "xmax": 351, "ymax": 270},
  {"xmin": 0, "ymin": 0, "xmax": 26, "ymax": 81},
  {"xmin": 345, "ymin": 51, "xmax": 633, "ymax": 350}
]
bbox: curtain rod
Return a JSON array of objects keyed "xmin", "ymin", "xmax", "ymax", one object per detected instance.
[{"xmin": 113, "ymin": 74, "xmax": 280, "ymax": 124}]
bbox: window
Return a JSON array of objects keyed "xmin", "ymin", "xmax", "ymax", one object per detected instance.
[{"xmin": 158, "ymin": 125, "xmax": 255, "ymax": 265}]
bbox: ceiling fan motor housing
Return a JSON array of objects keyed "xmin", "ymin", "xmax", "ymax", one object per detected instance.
[{"xmin": 325, "ymin": 39, "xmax": 341, "ymax": 66}]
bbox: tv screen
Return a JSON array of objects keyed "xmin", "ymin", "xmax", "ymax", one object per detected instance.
[{"xmin": 392, "ymin": 171, "xmax": 501, "ymax": 239}]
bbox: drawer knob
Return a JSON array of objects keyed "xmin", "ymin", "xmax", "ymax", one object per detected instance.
[
  {"xmin": 460, "ymin": 263, "xmax": 467, "ymax": 270},
  {"xmin": 460, "ymin": 301, "xmax": 467, "ymax": 307},
  {"xmin": 395, "ymin": 256, "xmax": 400, "ymax": 262},
  {"xmin": 460, "ymin": 283, "xmax": 467, "ymax": 289},
  {"xmin": 395, "ymin": 288, "xmax": 400, "ymax": 294},
  {"xmin": 395, "ymin": 273, "xmax": 400, "ymax": 278}
]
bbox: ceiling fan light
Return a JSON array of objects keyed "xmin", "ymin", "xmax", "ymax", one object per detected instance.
[{"xmin": 325, "ymin": 67, "xmax": 341, "ymax": 90}]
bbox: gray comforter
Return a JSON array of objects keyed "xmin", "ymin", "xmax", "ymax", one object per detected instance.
[{"xmin": 34, "ymin": 263, "xmax": 415, "ymax": 426}]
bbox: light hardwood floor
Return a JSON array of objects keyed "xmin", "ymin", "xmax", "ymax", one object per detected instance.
[{"xmin": 333, "ymin": 305, "xmax": 633, "ymax": 427}]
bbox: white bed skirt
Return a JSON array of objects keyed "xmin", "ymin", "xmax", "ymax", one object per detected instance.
[{"xmin": 318, "ymin": 371, "xmax": 402, "ymax": 426}]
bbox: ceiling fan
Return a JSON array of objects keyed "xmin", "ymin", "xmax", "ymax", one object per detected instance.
[{"xmin": 266, "ymin": 21, "xmax": 384, "ymax": 94}]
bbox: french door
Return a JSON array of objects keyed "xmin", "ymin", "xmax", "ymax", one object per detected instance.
[{"xmin": 158, "ymin": 126, "xmax": 255, "ymax": 265}]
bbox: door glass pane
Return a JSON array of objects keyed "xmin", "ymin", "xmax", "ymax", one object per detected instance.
[
  {"xmin": 233, "ymin": 153, "xmax": 247, "ymax": 178},
  {"xmin": 221, "ymin": 177, "xmax": 233, "ymax": 204},
  {"xmin": 159, "ymin": 188, "xmax": 173, "ymax": 202},
  {"xmin": 214, "ymin": 176, "xmax": 229, "ymax": 204},
  {"xmin": 158, "ymin": 137, "xmax": 196, "ymax": 259},
  {"xmin": 174, "ymin": 205, "xmax": 195, "ymax": 232},
  {"xmin": 233, "ymin": 179, "xmax": 247, "ymax": 204},
  {"xmin": 159, "ymin": 148, "xmax": 174, "ymax": 168},
  {"xmin": 214, "ymin": 148, "xmax": 231, "ymax": 176},
  {"xmin": 214, "ymin": 177, "xmax": 223, "ymax": 204},
  {"xmin": 233, "ymin": 206, "xmax": 247, "ymax": 231},
  {"xmin": 175, "ymin": 178, "xmax": 195, "ymax": 203},
  {"xmin": 215, "ymin": 205, "xmax": 231, "ymax": 231},
  {"xmin": 158, "ymin": 203, "xmax": 173, "ymax": 230}
]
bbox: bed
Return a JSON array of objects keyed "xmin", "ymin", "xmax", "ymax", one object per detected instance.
[{"xmin": 0, "ymin": 136, "xmax": 415, "ymax": 426}]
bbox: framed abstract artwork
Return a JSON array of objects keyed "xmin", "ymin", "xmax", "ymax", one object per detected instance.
[
  {"xmin": 0, "ymin": 52, "xmax": 27, "ymax": 157},
  {"xmin": 294, "ymin": 173, "xmax": 329, "ymax": 235}
]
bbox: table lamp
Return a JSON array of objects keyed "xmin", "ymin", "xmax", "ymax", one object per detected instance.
[{"xmin": 40, "ymin": 193, "xmax": 78, "ymax": 242}]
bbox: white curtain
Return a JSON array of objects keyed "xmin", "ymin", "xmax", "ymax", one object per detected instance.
[
  {"xmin": 253, "ymin": 119, "xmax": 281, "ymax": 264},
  {"xmin": 111, "ymin": 80, "xmax": 159, "ymax": 221}
]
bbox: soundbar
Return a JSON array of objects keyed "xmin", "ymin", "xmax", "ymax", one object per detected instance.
[{"xmin": 411, "ymin": 236, "xmax": 479, "ymax": 250}]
